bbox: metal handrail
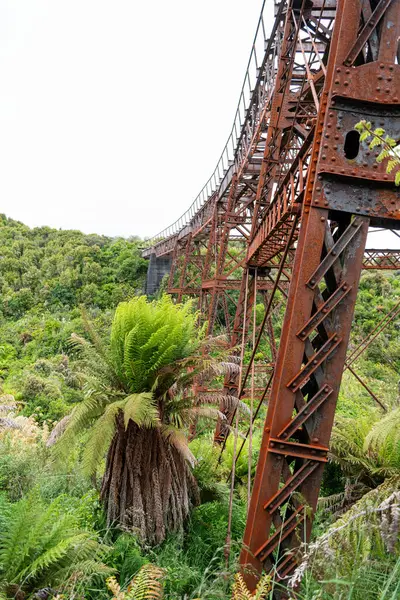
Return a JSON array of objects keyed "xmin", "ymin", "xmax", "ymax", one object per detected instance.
[{"xmin": 145, "ymin": 0, "xmax": 283, "ymax": 246}]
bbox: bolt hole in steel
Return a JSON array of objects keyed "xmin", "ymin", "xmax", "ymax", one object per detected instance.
[{"xmin": 344, "ymin": 129, "xmax": 361, "ymax": 159}]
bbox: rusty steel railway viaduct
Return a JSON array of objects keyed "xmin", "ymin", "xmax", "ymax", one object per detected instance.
[{"xmin": 143, "ymin": 0, "xmax": 400, "ymax": 594}]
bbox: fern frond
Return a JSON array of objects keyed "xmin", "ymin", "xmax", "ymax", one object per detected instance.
[
  {"xmin": 0, "ymin": 417, "xmax": 21, "ymax": 430},
  {"xmin": 160, "ymin": 425, "xmax": 195, "ymax": 466},
  {"xmin": 231, "ymin": 573, "xmax": 252, "ymax": 600},
  {"xmin": 126, "ymin": 564, "xmax": 164, "ymax": 600},
  {"xmin": 123, "ymin": 393, "xmax": 159, "ymax": 429},
  {"xmin": 81, "ymin": 400, "xmax": 125, "ymax": 475}
]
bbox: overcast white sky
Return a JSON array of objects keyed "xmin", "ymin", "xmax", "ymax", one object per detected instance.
[
  {"xmin": 0, "ymin": 1, "xmax": 398, "ymax": 249},
  {"xmin": 0, "ymin": 0, "xmax": 266, "ymax": 238}
]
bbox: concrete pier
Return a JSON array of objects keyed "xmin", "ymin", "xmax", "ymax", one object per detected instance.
[{"xmin": 145, "ymin": 253, "xmax": 172, "ymax": 295}]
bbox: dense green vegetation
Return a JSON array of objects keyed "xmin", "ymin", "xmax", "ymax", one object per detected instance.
[
  {"xmin": 0, "ymin": 214, "xmax": 147, "ymax": 422},
  {"xmin": 0, "ymin": 215, "xmax": 399, "ymax": 599}
]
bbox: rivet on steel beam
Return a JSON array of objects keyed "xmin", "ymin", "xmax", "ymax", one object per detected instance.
[
  {"xmin": 265, "ymin": 427, "xmax": 270, "ymax": 432},
  {"xmin": 336, "ymin": 67, "xmax": 341, "ymax": 72},
  {"xmin": 334, "ymin": 145, "xmax": 338, "ymax": 150},
  {"xmin": 335, "ymin": 79, "xmax": 339, "ymax": 84},
  {"xmin": 345, "ymin": 70, "xmax": 350, "ymax": 75},
  {"xmin": 312, "ymin": 437, "xmax": 319, "ymax": 443},
  {"xmin": 331, "ymin": 157, "xmax": 336, "ymax": 162},
  {"xmin": 325, "ymin": 386, "xmax": 330, "ymax": 392},
  {"xmin": 331, "ymin": 100, "xmax": 336, "ymax": 106},
  {"xmin": 321, "ymin": 217, "xmax": 326, "ymax": 222},
  {"xmin": 310, "ymin": 279, "xmax": 315, "ymax": 285},
  {"xmin": 334, "ymin": 336, "xmax": 339, "ymax": 341},
  {"xmin": 380, "ymin": 64, "xmax": 384, "ymax": 69},
  {"xmin": 329, "ymin": 113, "xmax": 333, "ymax": 117},
  {"xmin": 343, "ymin": 284, "xmax": 348, "ymax": 290},
  {"xmin": 270, "ymin": 442, "xmax": 275, "ymax": 447},
  {"xmin": 344, "ymin": 81, "xmax": 349, "ymax": 86},
  {"xmin": 332, "ymin": 250, "xmax": 337, "ymax": 256}
]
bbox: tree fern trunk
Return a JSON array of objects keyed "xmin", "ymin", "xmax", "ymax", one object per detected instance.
[{"xmin": 101, "ymin": 413, "xmax": 199, "ymax": 544}]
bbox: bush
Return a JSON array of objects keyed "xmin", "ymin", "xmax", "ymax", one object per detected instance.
[{"xmin": 0, "ymin": 492, "xmax": 111, "ymax": 598}]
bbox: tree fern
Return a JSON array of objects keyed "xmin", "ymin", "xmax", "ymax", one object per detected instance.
[{"xmin": 51, "ymin": 295, "xmax": 236, "ymax": 542}]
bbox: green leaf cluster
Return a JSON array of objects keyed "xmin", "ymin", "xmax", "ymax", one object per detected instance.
[{"xmin": 355, "ymin": 120, "xmax": 400, "ymax": 185}]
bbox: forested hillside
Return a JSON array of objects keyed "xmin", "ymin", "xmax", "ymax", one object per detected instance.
[
  {"xmin": 0, "ymin": 215, "xmax": 147, "ymax": 421},
  {"xmin": 0, "ymin": 215, "xmax": 399, "ymax": 600}
]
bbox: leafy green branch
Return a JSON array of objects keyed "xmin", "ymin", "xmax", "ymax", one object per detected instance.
[{"xmin": 355, "ymin": 120, "xmax": 400, "ymax": 186}]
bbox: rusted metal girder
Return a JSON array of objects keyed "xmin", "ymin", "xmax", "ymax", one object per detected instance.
[{"xmin": 240, "ymin": 0, "xmax": 400, "ymax": 592}]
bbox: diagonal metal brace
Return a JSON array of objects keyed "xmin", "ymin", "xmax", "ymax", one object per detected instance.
[
  {"xmin": 297, "ymin": 283, "xmax": 352, "ymax": 339},
  {"xmin": 344, "ymin": 0, "xmax": 394, "ymax": 66},
  {"xmin": 307, "ymin": 217, "xmax": 363, "ymax": 290},
  {"xmin": 286, "ymin": 334, "xmax": 342, "ymax": 392},
  {"xmin": 278, "ymin": 385, "xmax": 334, "ymax": 439}
]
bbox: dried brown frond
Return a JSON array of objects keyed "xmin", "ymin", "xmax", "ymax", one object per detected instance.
[
  {"xmin": 0, "ymin": 417, "xmax": 21, "ymax": 430},
  {"xmin": 46, "ymin": 414, "xmax": 72, "ymax": 447}
]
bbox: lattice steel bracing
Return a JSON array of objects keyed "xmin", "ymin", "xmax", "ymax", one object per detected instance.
[
  {"xmin": 240, "ymin": 0, "xmax": 400, "ymax": 591},
  {"xmin": 143, "ymin": 0, "xmax": 399, "ymax": 595}
]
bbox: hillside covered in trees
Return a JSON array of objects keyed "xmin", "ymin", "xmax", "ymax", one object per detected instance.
[
  {"xmin": 0, "ymin": 215, "xmax": 399, "ymax": 600},
  {"xmin": 0, "ymin": 215, "xmax": 147, "ymax": 421}
]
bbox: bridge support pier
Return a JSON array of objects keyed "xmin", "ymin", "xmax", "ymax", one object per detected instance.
[{"xmin": 145, "ymin": 253, "xmax": 172, "ymax": 296}]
